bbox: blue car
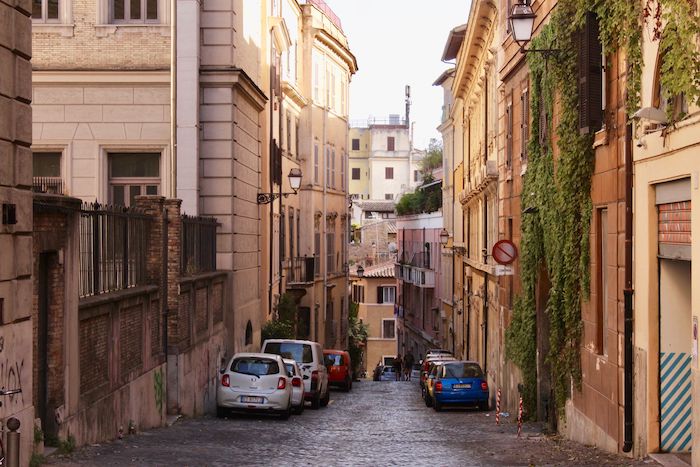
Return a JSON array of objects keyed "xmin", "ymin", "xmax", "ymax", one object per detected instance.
[{"xmin": 432, "ymin": 361, "xmax": 489, "ymax": 412}]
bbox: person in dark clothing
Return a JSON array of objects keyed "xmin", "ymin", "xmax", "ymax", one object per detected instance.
[
  {"xmin": 393, "ymin": 355, "xmax": 403, "ymax": 381},
  {"xmin": 403, "ymin": 353, "xmax": 414, "ymax": 381}
]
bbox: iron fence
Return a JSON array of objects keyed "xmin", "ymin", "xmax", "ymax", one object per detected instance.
[
  {"xmin": 181, "ymin": 215, "xmax": 218, "ymax": 275},
  {"xmin": 287, "ymin": 256, "xmax": 316, "ymax": 283},
  {"xmin": 79, "ymin": 203, "xmax": 151, "ymax": 298}
]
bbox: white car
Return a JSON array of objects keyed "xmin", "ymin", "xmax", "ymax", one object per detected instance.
[
  {"xmin": 216, "ymin": 352, "xmax": 293, "ymax": 419},
  {"xmin": 283, "ymin": 358, "xmax": 305, "ymax": 414},
  {"xmin": 261, "ymin": 339, "xmax": 330, "ymax": 410}
]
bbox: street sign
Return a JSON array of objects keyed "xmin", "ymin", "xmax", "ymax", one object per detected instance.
[
  {"xmin": 492, "ymin": 240, "xmax": 518, "ymax": 265},
  {"xmin": 494, "ymin": 265, "xmax": 514, "ymax": 276}
]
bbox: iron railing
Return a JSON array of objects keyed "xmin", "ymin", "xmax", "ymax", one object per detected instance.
[
  {"xmin": 181, "ymin": 215, "xmax": 218, "ymax": 275},
  {"xmin": 32, "ymin": 177, "xmax": 64, "ymax": 195},
  {"xmin": 287, "ymin": 256, "xmax": 316, "ymax": 284},
  {"xmin": 79, "ymin": 203, "xmax": 151, "ymax": 298}
]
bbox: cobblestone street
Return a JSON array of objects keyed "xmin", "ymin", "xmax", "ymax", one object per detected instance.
[{"xmin": 48, "ymin": 381, "xmax": 658, "ymax": 466}]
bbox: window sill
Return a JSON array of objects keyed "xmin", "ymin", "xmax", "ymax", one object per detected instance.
[
  {"xmin": 95, "ymin": 23, "xmax": 170, "ymax": 38},
  {"xmin": 32, "ymin": 23, "xmax": 75, "ymax": 37},
  {"xmin": 593, "ymin": 125, "xmax": 608, "ymax": 148}
]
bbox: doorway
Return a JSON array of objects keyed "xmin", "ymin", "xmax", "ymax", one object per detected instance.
[
  {"xmin": 658, "ymin": 259, "xmax": 692, "ymax": 453},
  {"xmin": 37, "ymin": 252, "xmax": 59, "ymax": 440}
]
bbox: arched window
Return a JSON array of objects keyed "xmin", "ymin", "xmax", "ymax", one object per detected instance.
[{"xmin": 245, "ymin": 321, "xmax": 253, "ymax": 346}]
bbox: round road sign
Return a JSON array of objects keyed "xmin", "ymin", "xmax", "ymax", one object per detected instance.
[{"xmin": 492, "ymin": 240, "xmax": 518, "ymax": 265}]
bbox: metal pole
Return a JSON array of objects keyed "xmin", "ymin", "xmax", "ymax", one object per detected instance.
[{"xmin": 5, "ymin": 417, "xmax": 20, "ymax": 467}]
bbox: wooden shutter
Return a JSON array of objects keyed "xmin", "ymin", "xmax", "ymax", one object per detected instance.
[
  {"xmin": 578, "ymin": 11, "xmax": 603, "ymax": 134},
  {"xmin": 377, "ymin": 287, "xmax": 383, "ymax": 304}
]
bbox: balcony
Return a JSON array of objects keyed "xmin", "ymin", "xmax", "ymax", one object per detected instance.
[
  {"xmin": 459, "ymin": 160, "xmax": 498, "ymax": 205},
  {"xmin": 33, "ymin": 176, "xmax": 64, "ymax": 195},
  {"xmin": 413, "ymin": 268, "xmax": 435, "ymax": 288},
  {"xmin": 287, "ymin": 256, "xmax": 316, "ymax": 286}
]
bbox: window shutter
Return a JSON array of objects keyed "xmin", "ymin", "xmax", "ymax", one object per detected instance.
[
  {"xmin": 578, "ymin": 11, "xmax": 603, "ymax": 134},
  {"xmin": 377, "ymin": 287, "xmax": 383, "ymax": 304}
]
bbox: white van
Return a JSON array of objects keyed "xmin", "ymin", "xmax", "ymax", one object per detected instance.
[{"xmin": 261, "ymin": 339, "xmax": 330, "ymax": 409}]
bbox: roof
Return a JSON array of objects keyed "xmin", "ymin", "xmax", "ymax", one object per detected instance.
[
  {"xmin": 356, "ymin": 262, "xmax": 395, "ymax": 278},
  {"xmin": 433, "ymin": 68, "xmax": 455, "ymax": 86},
  {"xmin": 441, "ymin": 24, "xmax": 467, "ymax": 62},
  {"xmin": 359, "ymin": 220, "xmax": 397, "ymax": 234},
  {"xmin": 360, "ymin": 200, "xmax": 395, "ymax": 212}
]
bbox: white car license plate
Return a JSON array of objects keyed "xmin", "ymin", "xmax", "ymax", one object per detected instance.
[
  {"xmin": 241, "ymin": 396, "xmax": 264, "ymax": 404},
  {"xmin": 453, "ymin": 383, "xmax": 471, "ymax": 389}
]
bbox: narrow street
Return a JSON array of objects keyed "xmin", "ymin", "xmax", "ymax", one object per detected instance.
[{"xmin": 48, "ymin": 381, "xmax": 655, "ymax": 466}]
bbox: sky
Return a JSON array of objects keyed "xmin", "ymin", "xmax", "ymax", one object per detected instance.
[{"xmin": 323, "ymin": 0, "xmax": 470, "ymax": 150}]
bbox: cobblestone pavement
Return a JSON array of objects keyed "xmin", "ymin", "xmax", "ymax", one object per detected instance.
[{"xmin": 49, "ymin": 381, "xmax": 659, "ymax": 466}]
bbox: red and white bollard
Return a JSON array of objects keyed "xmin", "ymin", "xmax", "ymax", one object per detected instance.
[
  {"xmin": 517, "ymin": 396, "xmax": 523, "ymax": 438},
  {"xmin": 495, "ymin": 388, "xmax": 501, "ymax": 425}
]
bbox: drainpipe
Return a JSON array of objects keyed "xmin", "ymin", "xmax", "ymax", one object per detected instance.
[
  {"xmin": 322, "ymin": 73, "xmax": 328, "ymax": 346},
  {"xmin": 482, "ymin": 73, "xmax": 489, "ymax": 378},
  {"xmin": 268, "ymin": 48, "xmax": 276, "ymax": 319},
  {"xmin": 622, "ymin": 117, "xmax": 634, "ymax": 453}
]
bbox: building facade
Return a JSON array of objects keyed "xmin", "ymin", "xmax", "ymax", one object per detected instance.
[
  {"xmin": 351, "ymin": 263, "xmax": 397, "ymax": 374},
  {"xmin": 0, "ymin": 0, "xmax": 35, "ymax": 462},
  {"xmin": 395, "ymin": 212, "xmax": 444, "ymax": 360}
]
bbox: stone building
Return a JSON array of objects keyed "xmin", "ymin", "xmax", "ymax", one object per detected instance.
[{"xmin": 0, "ymin": 0, "xmax": 35, "ymax": 462}]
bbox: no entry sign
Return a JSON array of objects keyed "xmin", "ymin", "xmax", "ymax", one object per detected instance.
[{"xmin": 492, "ymin": 240, "xmax": 518, "ymax": 265}]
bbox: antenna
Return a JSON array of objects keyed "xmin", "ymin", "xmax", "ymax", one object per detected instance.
[{"xmin": 405, "ymin": 85, "xmax": 411, "ymax": 127}]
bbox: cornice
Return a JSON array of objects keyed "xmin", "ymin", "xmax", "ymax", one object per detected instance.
[{"xmin": 314, "ymin": 28, "xmax": 358, "ymax": 74}]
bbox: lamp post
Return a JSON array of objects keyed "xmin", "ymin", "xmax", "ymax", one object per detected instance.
[
  {"xmin": 257, "ymin": 168, "xmax": 303, "ymax": 204},
  {"xmin": 508, "ymin": 1, "xmax": 559, "ymax": 56}
]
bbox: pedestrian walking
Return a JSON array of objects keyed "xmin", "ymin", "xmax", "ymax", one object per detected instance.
[
  {"xmin": 393, "ymin": 355, "xmax": 403, "ymax": 381},
  {"xmin": 403, "ymin": 353, "xmax": 414, "ymax": 381}
]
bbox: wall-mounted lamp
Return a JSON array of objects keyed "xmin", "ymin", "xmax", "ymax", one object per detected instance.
[
  {"xmin": 257, "ymin": 168, "xmax": 302, "ymax": 204},
  {"xmin": 356, "ymin": 265, "xmax": 364, "ymax": 278},
  {"xmin": 439, "ymin": 228, "xmax": 449, "ymax": 247},
  {"xmin": 509, "ymin": 1, "xmax": 559, "ymax": 57}
]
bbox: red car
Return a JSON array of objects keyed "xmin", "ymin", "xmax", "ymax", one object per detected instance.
[{"xmin": 323, "ymin": 350, "xmax": 353, "ymax": 391}]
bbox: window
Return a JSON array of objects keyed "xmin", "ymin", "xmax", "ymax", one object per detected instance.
[
  {"xmin": 280, "ymin": 210, "xmax": 286, "ymax": 260},
  {"xmin": 352, "ymin": 284, "xmax": 365, "ymax": 303},
  {"xmin": 108, "ymin": 152, "xmax": 160, "ymax": 207},
  {"xmin": 384, "ymin": 194, "xmax": 393, "ymax": 200},
  {"xmin": 314, "ymin": 232, "xmax": 321, "ymax": 276},
  {"xmin": 382, "ymin": 319, "xmax": 396, "ymax": 339},
  {"xmin": 578, "ymin": 12, "xmax": 604, "ymax": 133},
  {"xmin": 387, "ymin": 137, "xmax": 395, "ymax": 151},
  {"xmin": 289, "ymin": 208, "xmax": 295, "ymax": 259},
  {"xmin": 414, "ymin": 170, "xmax": 419, "ymax": 182},
  {"xmin": 32, "ymin": 0, "xmax": 59, "ymax": 22},
  {"xmin": 521, "ymin": 88, "xmax": 529, "ymax": 162},
  {"xmin": 385, "ymin": 167, "xmax": 394, "ymax": 179},
  {"xmin": 340, "ymin": 152, "xmax": 345, "ymax": 191},
  {"xmin": 331, "ymin": 149, "xmax": 336, "ymax": 189},
  {"xmin": 313, "ymin": 61, "xmax": 320, "ymax": 102},
  {"xmin": 314, "ymin": 144, "xmax": 319, "ymax": 184},
  {"xmin": 296, "ymin": 209, "xmax": 300, "ymax": 261},
  {"xmin": 110, "ymin": 0, "xmax": 158, "ymax": 22},
  {"xmin": 33, "ymin": 152, "xmax": 61, "ymax": 177},
  {"xmin": 352, "ymin": 138, "xmax": 360, "ymax": 151},
  {"xmin": 244, "ymin": 321, "xmax": 253, "ymax": 345},
  {"xmin": 326, "ymin": 232, "xmax": 335, "ymax": 273},
  {"xmin": 596, "ymin": 208, "xmax": 608, "ymax": 356},
  {"xmin": 352, "ymin": 167, "xmax": 360, "ymax": 180},
  {"xmin": 506, "ymin": 100, "xmax": 513, "ymax": 168},
  {"xmin": 295, "ymin": 118, "xmax": 300, "ymax": 159},
  {"xmin": 286, "ymin": 113, "xmax": 292, "ymax": 155},
  {"xmin": 377, "ymin": 286, "xmax": 395, "ymax": 304},
  {"xmin": 325, "ymin": 147, "xmax": 331, "ymax": 188}
]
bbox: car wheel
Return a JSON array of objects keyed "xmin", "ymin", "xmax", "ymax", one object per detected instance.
[
  {"xmin": 320, "ymin": 388, "xmax": 330, "ymax": 407},
  {"xmin": 311, "ymin": 392, "xmax": 321, "ymax": 410},
  {"xmin": 479, "ymin": 400, "xmax": 489, "ymax": 411},
  {"xmin": 216, "ymin": 405, "xmax": 227, "ymax": 418},
  {"xmin": 344, "ymin": 377, "xmax": 352, "ymax": 392},
  {"xmin": 433, "ymin": 399, "xmax": 442, "ymax": 412},
  {"xmin": 280, "ymin": 405, "xmax": 291, "ymax": 420},
  {"xmin": 425, "ymin": 394, "xmax": 433, "ymax": 407}
]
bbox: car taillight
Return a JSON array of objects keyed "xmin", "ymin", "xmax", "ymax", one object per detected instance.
[
  {"xmin": 221, "ymin": 374, "xmax": 230, "ymax": 387},
  {"xmin": 311, "ymin": 370, "xmax": 319, "ymax": 381},
  {"xmin": 481, "ymin": 381, "xmax": 488, "ymax": 391},
  {"xmin": 277, "ymin": 377, "xmax": 287, "ymax": 390},
  {"xmin": 292, "ymin": 377, "xmax": 302, "ymax": 387},
  {"xmin": 435, "ymin": 381, "xmax": 443, "ymax": 392}
]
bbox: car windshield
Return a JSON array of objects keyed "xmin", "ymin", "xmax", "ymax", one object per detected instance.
[
  {"xmin": 265, "ymin": 342, "xmax": 313, "ymax": 363},
  {"xmin": 284, "ymin": 363, "xmax": 296, "ymax": 377},
  {"xmin": 231, "ymin": 357, "xmax": 279, "ymax": 376},
  {"xmin": 382, "ymin": 367, "xmax": 394, "ymax": 373},
  {"xmin": 443, "ymin": 362, "xmax": 484, "ymax": 378},
  {"xmin": 326, "ymin": 354, "xmax": 343, "ymax": 366}
]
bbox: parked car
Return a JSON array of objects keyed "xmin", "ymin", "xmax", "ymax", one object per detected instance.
[
  {"xmin": 216, "ymin": 352, "xmax": 292, "ymax": 419},
  {"xmin": 283, "ymin": 359, "xmax": 305, "ymax": 414},
  {"xmin": 410, "ymin": 363, "xmax": 421, "ymax": 381},
  {"xmin": 261, "ymin": 339, "xmax": 330, "ymax": 410},
  {"xmin": 324, "ymin": 349, "xmax": 353, "ymax": 391},
  {"xmin": 378, "ymin": 366, "xmax": 397, "ymax": 381},
  {"xmin": 422, "ymin": 362, "xmax": 444, "ymax": 407},
  {"xmin": 420, "ymin": 355, "xmax": 456, "ymax": 389},
  {"xmin": 425, "ymin": 349, "xmax": 453, "ymax": 359},
  {"xmin": 431, "ymin": 361, "xmax": 489, "ymax": 412}
]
